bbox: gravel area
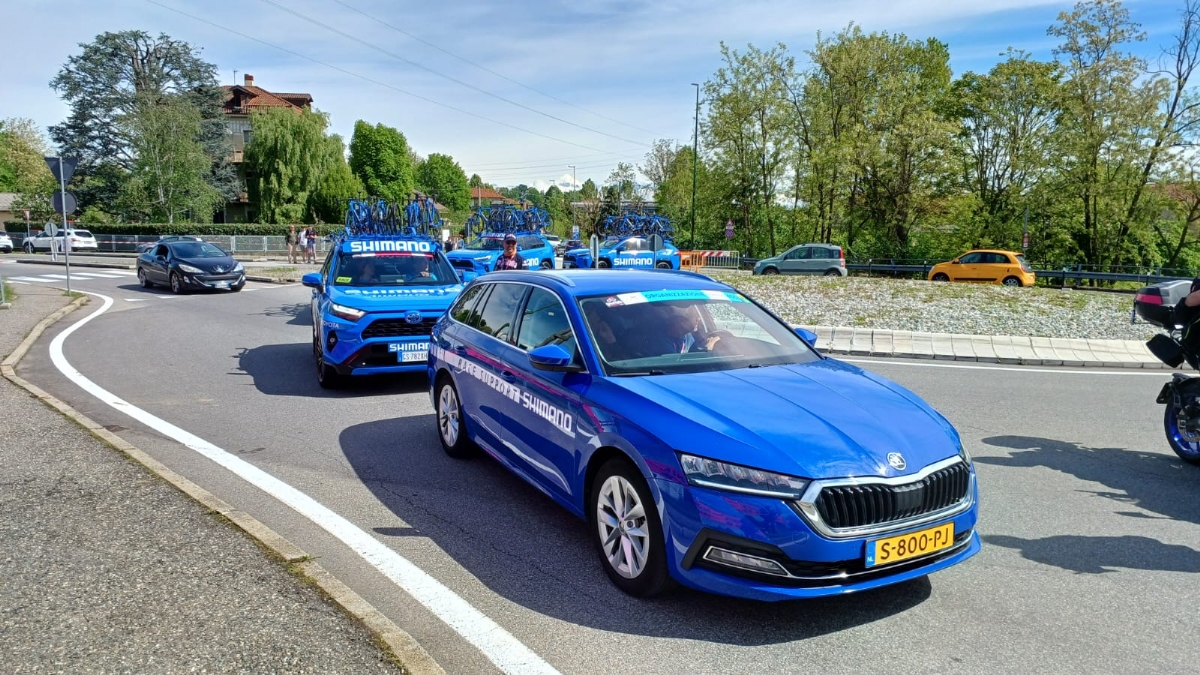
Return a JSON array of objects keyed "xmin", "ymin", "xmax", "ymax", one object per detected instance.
[{"xmin": 707, "ymin": 272, "xmax": 1160, "ymax": 341}]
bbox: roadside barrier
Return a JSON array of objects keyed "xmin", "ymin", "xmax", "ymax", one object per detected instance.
[{"xmin": 682, "ymin": 250, "xmax": 741, "ymax": 270}]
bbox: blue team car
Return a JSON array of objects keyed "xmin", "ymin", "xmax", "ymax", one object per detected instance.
[
  {"xmin": 446, "ymin": 232, "xmax": 557, "ymax": 274},
  {"xmin": 563, "ymin": 234, "xmax": 681, "ymax": 270},
  {"xmin": 427, "ymin": 269, "xmax": 980, "ymax": 601},
  {"xmin": 303, "ymin": 232, "xmax": 469, "ymax": 388}
]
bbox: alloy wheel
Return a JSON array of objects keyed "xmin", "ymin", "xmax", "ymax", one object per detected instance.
[
  {"xmin": 596, "ymin": 475, "xmax": 649, "ymax": 579},
  {"xmin": 438, "ymin": 384, "xmax": 460, "ymax": 447}
]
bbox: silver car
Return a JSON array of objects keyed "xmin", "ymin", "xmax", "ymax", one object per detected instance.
[
  {"xmin": 753, "ymin": 243, "xmax": 847, "ymax": 276},
  {"xmin": 0, "ymin": 231, "xmax": 12, "ymax": 253}
]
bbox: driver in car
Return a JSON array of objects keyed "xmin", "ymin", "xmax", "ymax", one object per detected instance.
[
  {"xmin": 355, "ymin": 258, "xmax": 379, "ymax": 284},
  {"xmin": 405, "ymin": 255, "xmax": 432, "ymax": 281}
]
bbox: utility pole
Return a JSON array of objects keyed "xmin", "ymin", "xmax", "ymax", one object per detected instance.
[
  {"xmin": 568, "ymin": 165, "xmax": 577, "ymax": 237},
  {"xmin": 691, "ymin": 83, "xmax": 700, "ymax": 248}
]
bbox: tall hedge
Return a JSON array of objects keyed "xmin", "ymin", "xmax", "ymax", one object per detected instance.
[{"xmin": 2, "ymin": 221, "xmax": 341, "ymax": 236}]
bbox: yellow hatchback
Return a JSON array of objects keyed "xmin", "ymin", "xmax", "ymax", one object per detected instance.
[{"xmin": 928, "ymin": 249, "xmax": 1036, "ymax": 287}]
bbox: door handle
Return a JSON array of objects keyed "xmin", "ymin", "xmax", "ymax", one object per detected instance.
[{"xmin": 501, "ymin": 371, "xmax": 517, "ymax": 383}]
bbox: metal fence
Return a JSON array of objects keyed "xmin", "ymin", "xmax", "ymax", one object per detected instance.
[
  {"xmin": 735, "ymin": 256, "xmax": 1195, "ymax": 285},
  {"xmin": 682, "ymin": 250, "xmax": 741, "ymax": 270},
  {"xmin": 7, "ymin": 233, "xmax": 333, "ymax": 256}
]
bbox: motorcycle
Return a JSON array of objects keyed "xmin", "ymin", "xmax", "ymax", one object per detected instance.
[{"xmin": 1143, "ymin": 289, "xmax": 1200, "ymax": 465}]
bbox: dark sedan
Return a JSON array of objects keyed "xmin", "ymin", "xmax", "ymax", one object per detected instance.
[
  {"xmin": 136, "ymin": 234, "xmax": 203, "ymax": 253},
  {"xmin": 137, "ymin": 240, "xmax": 245, "ymax": 294}
]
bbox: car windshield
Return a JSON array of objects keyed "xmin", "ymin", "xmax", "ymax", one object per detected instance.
[
  {"xmin": 332, "ymin": 252, "xmax": 458, "ymax": 287},
  {"xmin": 578, "ymin": 290, "xmax": 819, "ymax": 376},
  {"xmin": 464, "ymin": 237, "xmax": 506, "ymax": 251},
  {"xmin": 71, "ymin": 230, "xmax": 93, "ymax": 238},
  {"xmin": 171, "ymin": 242, "xmax": 227, "ymax": 258}
]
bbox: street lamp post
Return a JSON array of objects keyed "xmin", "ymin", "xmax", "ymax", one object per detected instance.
[{"xmin": 691, "ymin": 83, "xmax": 700, "ymax": 249}]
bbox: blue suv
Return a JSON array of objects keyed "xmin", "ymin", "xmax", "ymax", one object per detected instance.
[
  {"xmin": 446, "ymin": 232, "xmax": 557, "ymax": 274},
  {"xmin": 303, "ymin": 234, "xmax": 470, "ymax": 388},
  {"xmin": 562, "ymin": 235, "xmax": 681, "ymax": 270},
  {"xmin": 428, "ymin": 270, "xmax": 979, "ymax": 600}
]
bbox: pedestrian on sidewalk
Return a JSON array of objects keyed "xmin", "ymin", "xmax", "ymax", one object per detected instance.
[
  {"xmin": 298, "ymin": 226, "xmax": 308, "ymax": 263},
  {"xmin": 285, "ymin": 225, "xmax": 299, "ymax": 264},
  {"xmin": 304, "ymin": 226, "xmax": 317, "ymax": 264}
]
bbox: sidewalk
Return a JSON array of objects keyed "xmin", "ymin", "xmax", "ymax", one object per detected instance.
[
  {"xmin": 798, "ymin": 325, "xmax": 1171, "ymax": 369},
  {"xmin": 0, "ymin": 284, "xmax": 428, "ymax": 673}
]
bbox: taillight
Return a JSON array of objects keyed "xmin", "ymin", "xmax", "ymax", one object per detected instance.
[{"xmin": 1135, "ymin": 292, "xmax": 1163, "ymax": 305}]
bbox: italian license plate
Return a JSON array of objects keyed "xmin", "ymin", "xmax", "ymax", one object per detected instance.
[
  {"xmin": 215, "ymin": 281, "xmax": 229, "ymax": 288},
  {"xmin": 399, "ymin": 351, "xmax": 425, "ymax": 363},
  {"xmin": 866, "ymin": 522, "xmax": 954, "ymax": 567}
]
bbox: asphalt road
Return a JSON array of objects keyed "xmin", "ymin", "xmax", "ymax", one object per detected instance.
[{"xmin": 7, "ymin": 258, "xmax": 1200, "ymax": 674}]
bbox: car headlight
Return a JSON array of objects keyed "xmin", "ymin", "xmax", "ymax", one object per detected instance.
[
  {"xmin": 233, "ymin": 262, "xmax": 244, "ymax": 272},
  {"xmin": 679, "ymin": 453, "xmax": 809, "ymax": 498},
  {"xmin": 178, "ymin": 263, "xmax": 204, "ymax": 274},
  {"xmin": 329, "ymin": 303, "xmax": 366, "ymax": 322},
  {"xmin": 958, "ymin": 446, "xmax": 972, "ymax": 467}
]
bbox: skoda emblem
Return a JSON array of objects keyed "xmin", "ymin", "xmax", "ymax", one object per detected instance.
[
  {"xmin": 404, "ymin": 311, "xmax": 423, "ymax": 325},
  {"xmin": 887, "ymin": 452, "xmax": 907, "ymax": 471}
]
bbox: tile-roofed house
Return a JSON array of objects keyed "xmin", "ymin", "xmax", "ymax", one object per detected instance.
[
  {"xmin": 0, "ymin": 192, "xmax": 19, "ymax": 225},
  {"xmin": 471, "ymin": 186, "xmax": 515, "ymax": 206},
  {"xmin": 217, "ymin": 74, "xmax": 314, "ymax": 223}
]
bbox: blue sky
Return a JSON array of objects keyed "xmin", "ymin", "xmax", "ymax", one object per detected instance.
[{"xmin": 0, "ymin": 0, "xmax": 1183, "ymax": 192}]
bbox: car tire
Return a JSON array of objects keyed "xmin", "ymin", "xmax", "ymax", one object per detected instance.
[
  {"xmin": 656, "ymin": 261, "xmax": 671, "ymax": 269},
  {"xmin": 540, "ymin": 259, "xmax": 553, "ymax": 270},
  {"xmin": 762, "ymin": 267, "xmax": 780, "ymax": 275},
  {"xmin": 314, "ymin": 337, "xmax": 344, "ymax": 389},
  {"xmin": 564, "ymin": 261, "xmax": 576, "ymax": 269},
  {"xmin": 1002, "ymin": 276, "xmax": 1023, "ymax": 287},
  {"xmin": 823, "ymin": 269, "xmax": 841, "ymax": 276},
  {"xmin": 1, "ymin": 246, "xmax": 11, "ymax": 254},
  {"xmin": 435, "ymin": 375, "xmax": 477, "ymax": 459},
  {"xmin": 138, "ymin": 268, "xmax": 154, "ymax": 289},
  {"xmin": 23, "ymin": 242, "xmax": 34, "ymax": 254},
  {"xmin": 588, "ymin": 456, "xmax": 675, "ymax": 598},
  {"xmin": 932, "ymin": 273, "xmax": 949, "ymax": 282},
  {"xmin": 169, "ymin": 272, "xmax": 186, "ymax": 295},
  {"xmin": 598, "ymin": 260, "xmax": 611, "ymax": 269}
]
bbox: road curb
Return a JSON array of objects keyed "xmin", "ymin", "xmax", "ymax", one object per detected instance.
[
  {"xmin": 0, "ymin": 296, "xmax": 443, "ymax": 675},
  {"xmin": 14, "ymin": 258, "xmax": 135, "ymax": 270}
]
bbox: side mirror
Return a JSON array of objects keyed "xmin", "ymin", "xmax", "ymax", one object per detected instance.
[
  {"xmin": 794, "ymin": 327, "xmax": 818, "ymax": 347},
  {"xmin": 301, "ymin": 272, "xmax": 323, "ymax": 290},
  {"xmin": 951, "ymin": 259, "xmax": 961, "ymax": 264},
  {"xmin": 457, "ymin": 270, "xmax": 478, "ymax": 283},
  {"xmin": 528, "ymin": 344, "xmax": 581, "ymax": 372}
]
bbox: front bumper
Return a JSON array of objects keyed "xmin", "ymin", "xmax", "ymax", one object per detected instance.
[
  {"xmin": 657, "ymin": 474, "xmax": 980, "ymax": 601},
  {"xmin": 181, "ymin": 271, "xmax": 245, "ymax": 289},
  {"xmin": 448, "ymin": 256, "xmax": 493, "ymax": 274},
  {"xmin": 321, "ymin": 312, "xmax": 440, "ymax": 376}
]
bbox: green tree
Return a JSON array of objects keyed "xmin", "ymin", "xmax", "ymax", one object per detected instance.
[
  {"xmin": 349, "ymin": 121, "xmax": 415, "ymax": 201},
  {"xmin": 0, "ymin": 118, "xmax": 58, "ymax": 222},
  {"xmin": 49, "ymin": 31, "xmax": 236, "ymax": 209},
  {"xmin": 468, "ymin": 173, "xmax": 484, "ymax": 187},
  {"xmin": 950, "ymin": 51, "xmax": 1061, "ymax": 248},
  {"xmin": 416, "ymin": 153, "xmax": 470, "ymax": 211},
  {"xmin": 309, "ymin": 134, "xmax": 363, "ymax": 223},
  {"xmin": 605, "ymin": 162, "xmax": 637, "ymax": 201},
  {"xmin": 1047, "ymin": 0, "xmax": 1169, "ymax": 267},
  {"xmin": 245, "ymin": 106, "xmax": 338, "ymax": 224},
  {"xmin": 116, "ymin": 96, "xmax": 223, "ymax": 224},
  {"xmin": 580, "ymin": 178, "xmax": 598, "ymax": 200}
]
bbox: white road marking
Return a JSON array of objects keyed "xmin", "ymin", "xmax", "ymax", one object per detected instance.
[
  {"xmin": 7, "ymin": 280, "xmax": 30, "ymax": 285},
  {"xmin": 124, "ymin": 298, "xmax": 146, "ymax": 302},
  {"xmin": 842, "ymin": 356, "xmax": 1171, "ymax": 377},
  {"xmin": 50, "ymin": 291, "xmax": 558, "ymax": 675},
  {"xmin": 70, "ymin": 272, "xmax": 124, "ymax": 278},
  {"xmin": 39, "ymin": 274, "xmax": 71, "ymax": 280},
  {"xmin": 9, "ymin": 276, "xmax": 53, "ymax": 282},
  {"xmin": 109, "ymin": 271, "xmax": 138, "ymax": 276}
]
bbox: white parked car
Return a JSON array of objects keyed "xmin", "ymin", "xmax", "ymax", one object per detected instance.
[
  {"xmin": 0, "ymin": 231, "xmax": 12, "ymax": 253},
  {"xmin": 22, "ymin": 229, "xmax": 99, "ymax": 253}
]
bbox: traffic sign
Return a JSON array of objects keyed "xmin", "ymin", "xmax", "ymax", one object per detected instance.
[
  {"xmin": 589, "ymin": 234, "xmax": 600, "ymax": 267},
  {"xmin": 44, "ymin": 156, "xmax": 77, "ymax": 185},
  {"xmin": 45, "ymin": 222, "xmax": 59, "ymax": 236},
  {"xmin": 52, "ymin": 190, "xmax": 77, "ymax": 216},
  {"xmin": 725, "ymin": 219, "xmax": 734, "ymax": 239}
]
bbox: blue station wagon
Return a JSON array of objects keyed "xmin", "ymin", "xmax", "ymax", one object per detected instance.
[{"xmin": 427, "ymin": 269, "xmax": 980, "ymax": 601}]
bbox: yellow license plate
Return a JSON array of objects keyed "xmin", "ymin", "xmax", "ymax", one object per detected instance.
[{"xmin": 866, "ymin": 522, "xmax": 954, "ymax": 567}]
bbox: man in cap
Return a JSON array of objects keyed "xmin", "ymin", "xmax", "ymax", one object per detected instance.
[{"xmin": 493, "ymin": 233, "xmax": 526, "ymax": 271}]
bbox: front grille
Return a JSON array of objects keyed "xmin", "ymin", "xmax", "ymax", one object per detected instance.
[
  {"xmin": 451, "ymin": 259, "xmax": 483, "ymax": 271},
  {"xmin": 361, "ymin": 317, "xmax": 438, "ymax": 339},
  {"xmin": 814, "ymin": 462, "xmax": 970, "ymax": 529}
]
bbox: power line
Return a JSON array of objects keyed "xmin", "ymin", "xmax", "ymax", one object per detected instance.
[
  {"xmin": 326, "ymin": 0, "xmax": 664, "ymax": 138},
  {"xmin": 145, "ymin": 0, "xmax": 613, "ymax": 153},
  {"xmin": 467, "ymin": 150, "xmax": 634, "ymax": 169},
  {"xmin": 255, "ymin": 0, "xmax": 651, "ymax": 148}
]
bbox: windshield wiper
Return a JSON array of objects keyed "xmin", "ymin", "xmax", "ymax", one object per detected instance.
[{"xmin": 613, "ymin": 370, "xmax": 666, "ymax": 377}]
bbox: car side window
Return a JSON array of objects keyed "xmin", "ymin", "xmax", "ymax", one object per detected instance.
[
  {"xmin": 475, "ymin": 282, "xmax": 527, "ymax": 342},
  {"xmin": 154, "ymin": 244, "xmax": 169, "ymax": 257},
  {"xmin": 959, "ymin": 253, "xmax": 981, "ymax": 264},
  {"xmin": 793, "ymin": 247, "xmax": 812, "ymax": 260},
  {"xmin": 522, "ymin": 236, "xmax": 541, "ymax": 250},
  {"xmin": 988, "ymin": 253, "xmax": 1009, "ymax": 264},
  {"xmin": 450, "ymin": 284, "xmax": 487, "ymax": 324},
  {"xmin": 516, "ymin": 288, "xmax": 578, "ymax": 357}
]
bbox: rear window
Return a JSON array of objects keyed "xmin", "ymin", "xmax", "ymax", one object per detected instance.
[{"xmin": 71, "ymin": 230, "xmax": 93, "ymax": 237}]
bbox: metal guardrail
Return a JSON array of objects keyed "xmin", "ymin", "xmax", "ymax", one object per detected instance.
[{"xmin": 736, "ymin": 257, "xmax": 1195, "ymax": 285}]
